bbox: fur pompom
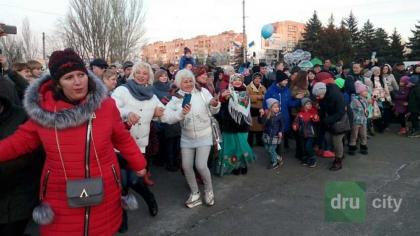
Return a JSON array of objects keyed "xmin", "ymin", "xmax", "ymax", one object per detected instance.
[
  {"xmin": 121, "ymin": 193, "xmax": 138, "ymax": 211},
  {"xmin": 32, "ymin": 202, "xmax": 55, "ymax": 225}
]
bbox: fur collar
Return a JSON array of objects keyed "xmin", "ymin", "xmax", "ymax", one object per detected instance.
[{"xmin": 24, "ymin": 71, "xmax": 108, "ymax": 129}]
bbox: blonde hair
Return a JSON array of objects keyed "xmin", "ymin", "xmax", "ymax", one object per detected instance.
[
  {"xmin": 27, "ymin": 60, "xmax": 42, "ymax": 70},
  {"xmin": 223, "ymin": 65, "xmax": 235, "ymax": 75},
  {"xmin": 129, "ymin": 62, "xmax": 154, "ymax": 85}
]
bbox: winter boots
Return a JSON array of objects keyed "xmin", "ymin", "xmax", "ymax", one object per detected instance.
[
  {"xmin": 360, "ymin": 145, "xmax": 368, "ymax": 155},
  {"xmin": 348, "ymin": 145, "xmax": 357, "ymax": 155},
  {"xmin": 329, "ymin": 157, "xmax": 343, "ymax": 171}
]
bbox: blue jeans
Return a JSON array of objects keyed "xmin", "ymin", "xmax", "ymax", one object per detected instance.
[
  {"xmin": 264, "ymin": 143, "xmax": 279, "ymax": 164},
  {"xmin": 303, "ymin": 138, "xmax": 316, "ymax": 164}
]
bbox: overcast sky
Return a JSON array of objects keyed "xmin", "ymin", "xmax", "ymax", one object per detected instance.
[{"xmin": 1, "ymin": 0, "xmax": 419, "ymax": 52}]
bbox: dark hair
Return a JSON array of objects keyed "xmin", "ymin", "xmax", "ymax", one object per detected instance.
[
  {"xmin": 50, "ymin": 75, "xmax": 96, "ymax": 104},
  {"xmin": 12, "ymin": 62, "xmax": 29, "ymax": 72},
  {"xmin": 291, "ymin": 70, "xmax": 308, "ymax": 89},
  {"xmin": 370, "ymin": 74, "xmax": 385, "ymax": 89},
  {"xmin": 381, "ymin": 65, "xmax": 391, "ymax": 75}
]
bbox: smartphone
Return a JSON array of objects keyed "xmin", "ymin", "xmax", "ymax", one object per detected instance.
[{"xmin": 182, "ymin": 93, "xmax": 192, "ymax": 108}]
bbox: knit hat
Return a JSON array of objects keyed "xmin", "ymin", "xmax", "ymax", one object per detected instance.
[
  {"xmin": 174, "ymin": 69, "xmax": 195, "ymax": 88},
  {"xmin": 335, "ymin": 77, "xmax": 345, "ymax": 89},
  {"xmin": 301, "ymin": 97, "xmax": 312, "ymax": 106},
  {"xmin": 123, "ymin": 61, "xmax": 134, "ymax": 70},
  {"xmin": 400, "ymin": 76, "xmax": 411, "ymax": 85},
  {"xmin": 48, "ymin": 48, "xmax": 88, "ymax": 81},
  {"xmin": 355, "ymin": 81, "xmax": 368, "ymax": 94},
  {"xmin": 193, "ymin": 66, "xmax": 208, "ymax": 77},
  {"xmin": 312, "ymin": 82, "xmax": 327, "ymax": 96},
  {"xmin": 371, "ymin": 66, "xmax": 381, "ymax": 74},
  {"xmin": 230, "ymin": 73, "xmax": 244, "ymax": 83},
  {"xmin": 90, "ymin": 58, "xmax": 108, "ymax": 69},
  {"xmin": 384, "ymin": 64, "xmax": 392, "ymax": 72},
  {"xmin": 315, "ymin": 72, "xmax": 333, "ymax": 83},
  {"xmin": 154, "ymin": 69, "xmax": 168, "ymax": 81},
  {"xmin": 266, "ymin": 98, "xmax": 279, "ymax": 109},
  {"xmin": 276, "ymin": 71, "xmax": 288, "ymax": 82}
]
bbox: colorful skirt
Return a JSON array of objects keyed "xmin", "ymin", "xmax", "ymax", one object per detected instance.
[{"xmin": 214, "ymin": 132, "xmax": 255, "ymax": 176}]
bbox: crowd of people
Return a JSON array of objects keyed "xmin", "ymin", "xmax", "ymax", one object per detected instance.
[{"xmin": 0, "ymin": 46, "xmax": 419, "ymax": 236}]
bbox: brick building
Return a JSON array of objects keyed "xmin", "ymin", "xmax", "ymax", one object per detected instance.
[
  {"xmin": 261, "ymin": 20, "xmax": 305, "ymax": 52},
  {"xmin": 142, "ymin": 30, "xmax": 244, "ymax": 65}
]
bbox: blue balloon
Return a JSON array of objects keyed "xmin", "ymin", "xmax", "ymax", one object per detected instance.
[{"xmin": 261, "ymin": 24, "xmax": 274, "ymax": 39}]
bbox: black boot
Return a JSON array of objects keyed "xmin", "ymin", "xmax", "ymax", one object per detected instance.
[
  {"xmin": 329, "ymin": 158, "xmax": 343, "ymax": 171},
  {"xmin": 131, "ymin": 181, "xmax": 158, "ymax": 217},
  {"xmin": 348, "ymin": 145, "xmax": 357, "ymax": 156},
  {"xmin": 240, "ymin": 167, "xmax": 248, "ymax": 175},
  {"xmin": 232, "ymin": 168, "xmax": 240, "ymax": 175},
  {"xmin": 118, "ymin": 209, "xmax": 128, "ymax": 233},
  {"xmin": 360, "ymin": 145, "xmax": 368, "ymax": 155}
]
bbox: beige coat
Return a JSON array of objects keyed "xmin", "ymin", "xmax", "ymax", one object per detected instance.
[{"xmin": 246, "ymin": 82, "xmax": 266, "ymax": 132}]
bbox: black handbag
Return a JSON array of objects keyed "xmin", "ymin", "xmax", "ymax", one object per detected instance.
[
  {"xmin": 331, "ymin": 113, "xmax": 351, "ymax": 134},
  {"xmin": 55, "ymin": 113, "xmax": 104, "ymax": 208}
]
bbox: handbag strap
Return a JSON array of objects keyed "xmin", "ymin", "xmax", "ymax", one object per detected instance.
[{"xmin": 54, "ymin": 109, "xmax": 103, "ymax": 181}]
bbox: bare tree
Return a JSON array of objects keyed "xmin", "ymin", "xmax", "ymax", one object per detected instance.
[
  {"xmin": 21, "ymin": 18, "xmax": 40, "ymax": 60},
  {"xmin": 0, "ymin": 35, "xmax": 24, "ymax": 65},
  {"xmin": 109, "ymin": 0, "xmax": 146, "ymax": 62},
  {"xmin": 60, "ymin": 0, "xmax": 146, "ymax": 63}
]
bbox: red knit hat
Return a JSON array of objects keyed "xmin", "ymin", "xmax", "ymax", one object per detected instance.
[
  {"xmin": 315, "ymin": 72, "xmax": 335, "ymax": 84},
  {"xmin": 48, "ymin": 48, "xmax": 88, "ymax": 80}
]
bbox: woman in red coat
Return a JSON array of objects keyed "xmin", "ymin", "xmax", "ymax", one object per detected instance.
[{"xmin": 0, "ymin": 49, "xmax": 147, "ymax": 236}]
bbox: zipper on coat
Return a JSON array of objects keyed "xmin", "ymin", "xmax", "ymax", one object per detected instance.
[
  {"xmin": 111, "ymin": 164, "xmax": 122, "ymax": 188},
  {"xmin": 84, "ymin": 120, "xmax": 92, "ymax": 236},
  {"xmin": 41, "ymin": 170, "xmax": 51, "ymax": 200}
]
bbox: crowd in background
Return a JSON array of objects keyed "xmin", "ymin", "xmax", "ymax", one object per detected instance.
[{"xmin": 0, "ymin": 46, "xmax": 419, "ymax": 236}]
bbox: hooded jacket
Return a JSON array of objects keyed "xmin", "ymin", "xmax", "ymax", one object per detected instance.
[{"xmin": 0, "ymin": 73, "xmax": 146, "ymax": 236}]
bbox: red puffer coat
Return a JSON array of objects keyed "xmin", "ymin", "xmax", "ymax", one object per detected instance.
[{"xmin": 0, "ymin": 73, "xmax": 147, "ymax": 236}]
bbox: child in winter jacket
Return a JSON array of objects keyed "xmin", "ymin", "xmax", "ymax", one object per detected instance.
[
  {"xmin": 292, "ymin": 98, "xmax": 320, "ymax": 167},
  {"xmin": 393, "ymin": 76, "xmax": 412, "ymax": 135},
  {"xmin": 259, "ymin": 98, "xmax": 284, "ymax": 169},
  {"xmin": 349, "ymin": 81, "xmax": 369, "ymax": 155}
]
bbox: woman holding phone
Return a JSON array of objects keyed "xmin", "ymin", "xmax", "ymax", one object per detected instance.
[{"xmin": 161, "ymin": 69, "xmax": 220, "ymax": 208}]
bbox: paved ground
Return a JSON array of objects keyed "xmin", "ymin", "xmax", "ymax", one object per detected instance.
[{"xmin": 27, "ymin": 126, "xmax": 420, "ymax": 236}]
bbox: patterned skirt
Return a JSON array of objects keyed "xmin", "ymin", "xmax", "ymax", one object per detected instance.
[{"xmin": 214, "ymin": 132, "xmax": 255, "ymax": 176}]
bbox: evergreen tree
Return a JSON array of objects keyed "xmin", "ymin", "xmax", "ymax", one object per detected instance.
[
  {"xmin": 407, "ymin": 21, "xmax": 420, "ymax": 60},
  {"xmin": 299, "ymin": 11, "xmax": 323, "ymax": 56},
  {"xmin": 372, "ymin": 27, "xmax": 389, "ymax": 63},
  {"xmin": 344, "ymin": 11, "xmax": 360, "ymax": 45},
  {"xmin": 343, "ymin": 11, "xmax": 360, "ymax": 59},
  {"xmin": 358, "ymin": 20, "xmax": 376, "ymax": 59},
  {"xmin": 317, "ymin": 14, "xmax": 352, "ymax": 63},
  {"xmin": 386, "ymin": 28, "xmax": 405, "ymax": 65}
]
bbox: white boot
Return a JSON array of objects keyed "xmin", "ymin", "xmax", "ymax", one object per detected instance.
[
  {"xmin": 204, "ymin": 191, "xmax": 215, "ymax": 206},
  {"xmin": 185, "ymin": 192, "xmax": 202, "ymax": 208}
]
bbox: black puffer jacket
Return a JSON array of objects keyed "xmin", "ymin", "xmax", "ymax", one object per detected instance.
[
  {"xmin": 0, "ymin": 78, "xmax": 44, "ymax": 224},
  {"xmin": 318, "ymin": 84, "xmax": 346, "ymax": 131}
]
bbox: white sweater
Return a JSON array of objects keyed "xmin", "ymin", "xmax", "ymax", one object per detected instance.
[
  {"xmin": 161, "ymin": 88, "xmax": 220, "ymax": 146},
  {"xmin": 112, "ymin": 86, "xmax": 164, "ymax": 153}
]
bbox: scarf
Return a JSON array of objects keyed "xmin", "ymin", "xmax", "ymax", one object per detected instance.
[
  {"xmin": 153, "ymin": 81, "xmax": 171, "ymax": 100},
  {"xmin": 123, "ymin": 79, "xmax": 154, "ymax": 101},
  {"xmin": 228, "ymin": 85, "xmax": 252, "ymax": 125}
]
